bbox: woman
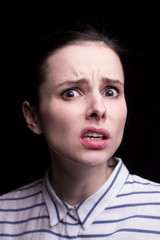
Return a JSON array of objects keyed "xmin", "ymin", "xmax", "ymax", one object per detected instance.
[{"xmin": 0, "ymin": 22, "xmax": 160, "ymax": 239}]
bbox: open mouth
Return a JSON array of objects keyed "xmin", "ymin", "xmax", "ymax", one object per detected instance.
[
  {"xmin": 80, "ymin": 127, "xmax": 110, "ymax": 149},
  {"xmin": 82, "ymin": 132, "xmax": 106, "ymax": 141}
]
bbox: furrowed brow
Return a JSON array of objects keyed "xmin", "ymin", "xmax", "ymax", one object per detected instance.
[
  {"xmin": 55, "ymin": 77, "xmax": 123, "ymax": 89},
  {"xmin": 56, "ymin": 78, "xmax": 89, "ymax": 88},
  {"xmin": 102, "ymin": 77, "xmax": 124, "ymax": 86}
]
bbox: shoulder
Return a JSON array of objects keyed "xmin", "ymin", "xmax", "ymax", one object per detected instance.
[
  {"xmin": 0, "ymin": 178, "xmax": 44, "ymax": 210},
  {"xmin": 126, "ymin": 174, "xmax": 160, "ymax": 189},
  {"xmin": 119, "ymin": 173, "xmax": 160, "ymax": 202},
  {"xmin": 0, "ymin": 178, "xmax": 50, "ymax": 236},
  {"xmin": 0, "ymin": 178, "xmax": 43, "ymax": 199}
]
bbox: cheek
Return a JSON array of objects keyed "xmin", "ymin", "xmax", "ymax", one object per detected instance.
[
  {"xmin": 39, "ymin": 102, "xmax": 81, "ymax": 135},
  {"xmin": 118, "ymin": 105, "xmax": 127, "ymax": 125},
  {"xmin": 41, "ymin": 108, "xmax": 68, "ymax": 133},
  {"xmin": 109, "ymin": 102, "xmax": 127, "ymax": 131},
  {"xmin": 118, "ymin": 109, "xmax": 127, "ymax": 135},
  {"xmin": 38, "ymin": 106, "xmax": 71, "ymax": 150},
  {"xmin": 39, "ymin": 102, "xmax": 83, "ymax": 153}
]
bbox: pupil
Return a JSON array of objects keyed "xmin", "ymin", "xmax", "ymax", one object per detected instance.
[
  {"xmin": 67, "ymin": 91, "xmax": 74, "ymax": 97},
  {"xmin": 108, "ymin": 90, "xmax": 113, "ymax": 96}
]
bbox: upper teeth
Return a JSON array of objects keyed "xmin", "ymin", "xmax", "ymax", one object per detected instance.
[{"xmin": 84, "ymin": 132, "xmax": 104, "ymax": 137}]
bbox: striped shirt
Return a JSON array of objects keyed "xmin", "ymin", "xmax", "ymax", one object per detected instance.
[{"xmin": 0, "ymin": 158, "xmax": 160, "ymax": 239}]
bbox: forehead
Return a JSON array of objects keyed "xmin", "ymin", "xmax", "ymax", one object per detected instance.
[{"xmin": 46, "ymin": 41, "xmax": 124, "ymax": 82}]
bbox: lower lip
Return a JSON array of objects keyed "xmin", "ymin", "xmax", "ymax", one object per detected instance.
[{"xmin": 79, "ymin": 138, "xmax": 110, "ymax": 149}]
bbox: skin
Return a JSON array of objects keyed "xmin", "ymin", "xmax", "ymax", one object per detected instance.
[{"xmin": 23, "ymin": 41, "xmax": 127, "ymax": 205}]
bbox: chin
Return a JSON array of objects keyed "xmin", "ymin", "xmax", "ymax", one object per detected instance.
[{"xmin": 76, "ymin": 151, "xmax": 112, "ymax": 167}]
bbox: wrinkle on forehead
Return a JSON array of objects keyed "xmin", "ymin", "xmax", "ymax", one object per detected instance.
[{"xmin": 46, "ymin": 42, "xmax": 124, "ymax": 86}]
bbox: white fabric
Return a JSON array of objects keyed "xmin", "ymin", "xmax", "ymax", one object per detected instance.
[{"xmin": 0, "ymin": 158, "xmax": 160, "ymax": 239}]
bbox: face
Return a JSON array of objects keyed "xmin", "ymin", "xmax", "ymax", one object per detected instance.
[{"xmin": 32, "ymin": 42, "xmax": 127, "ymax": 167}]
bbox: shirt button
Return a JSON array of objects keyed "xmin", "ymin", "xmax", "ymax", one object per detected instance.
[{"xmin": 68, "ymin": 207, "xmax": 80, "ymax": 222}]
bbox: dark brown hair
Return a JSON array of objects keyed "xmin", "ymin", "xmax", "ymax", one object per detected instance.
[{"xmin": 23, "ymin": 21, "xmax": 125, "ymax": 105}]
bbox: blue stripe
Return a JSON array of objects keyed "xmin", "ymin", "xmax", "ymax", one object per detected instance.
[
  {"xmin": 0, "ymin": 215, "xmax": 79, "ymax": 227},
  {"xmin": 13, "ymin": 181, "xmax": 43, "ymax": 191},
  {"xmin": 0, "ymin": 216, "xmax": 49, "ymax": 224},
  {"xmin": 93, "ymin": 214, "xmax": 160, "ymax": 224},
  {"xmin": 61, "ymin": 199, "xmax": 69, "ymax": 210},
  {"xmin": 78, "ymin": 228, "xmax": 160, "ymax": 238},
  {"xmin": 1, "ymin": 228, "xmax": 160, "ymax": 238},
  {"xmin": 105, "ymin": 202, "xmax": 160, "ymax": 210},
  {"xmin": 67, "ymin": 212, "xmax": 79, "ymax": 221},
  {"xmin": 126, "ymin": 181, "xmax": 160, "ymax": 187},
  {"xmin": 44, "ymin": 176, "xmax": 61, "ymax": 222},
  {"xmin": 81, "ymin": 162, "xmax": 123, "ymax": 225},
  {"xmin": 0, "ymin": 229, "xmax": 77, "ymax": 239},
  {"xmin": 0, "ymin": 191, "xmax": 42, "ymax": 201},
  {"xmin": 76, "ymin": 199, "xmax": 85, "ymax": 210},
  {"xmin": 60, "ymin": 219, "xmax": 79, "ymax": 226},
  {"xmin": 119, "ymin": 228, "xmax": 160, "ymax": 235},
  {"xmin": 117, "ymin": 191, "xmax": 160, "ymax": 197},
  {"xmin": 0, "ymin": 202, "xmax": 45, "ymax": 212}
]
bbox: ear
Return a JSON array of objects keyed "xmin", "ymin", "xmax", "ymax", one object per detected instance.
[{"xmin": 22, "ymin": 101, "xmax": 42, "ymax": 135}]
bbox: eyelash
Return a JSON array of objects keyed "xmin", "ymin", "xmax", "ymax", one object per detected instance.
[
  {"xmin": 103, "ymin": 86, "xmax": 120, "ymax": 97},
  {"xmin": 61, "ymin": 86, "xmax": 120, "ymax": 100},
  {"xmin": 61, "ymin": 88, "xmax": 83, "ymax": 99}
]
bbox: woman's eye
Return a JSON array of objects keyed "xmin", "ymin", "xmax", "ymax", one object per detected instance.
[
  {"xmin": 103, "ymin": 87, "xmax": 119, "ymax": 97},
  {"xmin": 62, "ymin": 89, "xmax": 81, "ymax": 99}
]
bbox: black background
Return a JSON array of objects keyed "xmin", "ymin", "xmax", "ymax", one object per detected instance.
[{"xmin": 1, "ymin": 10, "xmax": 160, "ymax": 195}]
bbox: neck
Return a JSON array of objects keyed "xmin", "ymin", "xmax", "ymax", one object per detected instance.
[{"xmin": 50, "ymin": 156, "xmax": 115, "ymax": 206}]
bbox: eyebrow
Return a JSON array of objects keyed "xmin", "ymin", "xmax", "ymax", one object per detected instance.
[
  {"xmin": 102, "ymin": 77, "xmax": 124, "ymax": 86},
  {"xmin": 56, "ymin": 78, "xmax": 88, "ymax": 88},
  {"xmin": 55, "ymin": 77, "xmax": 123, "ymax": 88}
]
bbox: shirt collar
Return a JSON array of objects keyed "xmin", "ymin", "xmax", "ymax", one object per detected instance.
[
  {"xmin": 42, "ymin": 170, "xmax": 68, "ymax": 226},
  {"xmin": 42, "ymin": 158, "xmax": 129, "ymax": 229}
]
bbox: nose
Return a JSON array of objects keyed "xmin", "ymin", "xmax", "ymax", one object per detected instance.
[{"xmin": 86, "ymin": 92, "xmax": 107, "ymax": 122}]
